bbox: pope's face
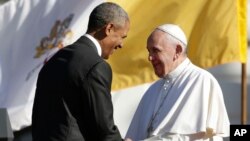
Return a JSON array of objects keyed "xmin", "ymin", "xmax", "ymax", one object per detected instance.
[{"xmin": 147, "ymin": 30, "xmax": 176, "ymax": 78}]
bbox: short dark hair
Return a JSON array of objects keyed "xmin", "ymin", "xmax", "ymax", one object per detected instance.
[{"xmin": 87, "ymin": 2, "xmax": 129, "ymax": 33}]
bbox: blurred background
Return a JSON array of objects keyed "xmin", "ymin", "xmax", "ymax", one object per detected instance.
[{"xmin": 0, "ymin": 0, "xmax": 249, "ymax": 141}]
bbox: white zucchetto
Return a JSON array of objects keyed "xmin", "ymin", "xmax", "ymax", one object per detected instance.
[{"xmin": 157, "ymin": 24, "xmax": 187, "ymax": 46}]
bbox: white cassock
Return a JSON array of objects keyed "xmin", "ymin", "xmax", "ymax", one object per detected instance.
[{"xmin": 125, "ymin": 58, "xmax": 230, "ymax": 141}]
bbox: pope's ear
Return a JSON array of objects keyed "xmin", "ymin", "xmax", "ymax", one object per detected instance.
[{"xmin": 176, "ymin": 44, "xmax": 183, "ymax": 54}]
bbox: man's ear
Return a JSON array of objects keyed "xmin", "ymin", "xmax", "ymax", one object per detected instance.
[{"xmin": 105, "ymin": 23, "xmax": 115, "ymax": 36}]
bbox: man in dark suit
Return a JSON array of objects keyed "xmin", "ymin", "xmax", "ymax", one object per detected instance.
[{"xmin": 32, "ymin": 2, "xmax": 130, "ymax": 141}]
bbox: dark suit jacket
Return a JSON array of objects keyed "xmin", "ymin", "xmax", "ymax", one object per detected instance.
[{"xmin": 32, "ymin": 36, "xmax": 123, "ymax": 141}]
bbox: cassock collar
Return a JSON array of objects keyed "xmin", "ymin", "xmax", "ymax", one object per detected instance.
[
  {"xmin": 84, "ymin": 34, "xmax": 102, "ymax": 56},
  {"xmin": 164, "ymin": 58, "xmax": 190, "ymax": 80}
]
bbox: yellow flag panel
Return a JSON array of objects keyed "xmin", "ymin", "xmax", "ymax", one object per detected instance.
[{"xmin": 108, "ymin": 0, "xmax": 247, "ymax": 90}]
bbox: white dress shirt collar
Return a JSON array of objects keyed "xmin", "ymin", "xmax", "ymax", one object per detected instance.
[{"xmin": 84, "ymin": 34, "xmax": 102, "ymax": 56}]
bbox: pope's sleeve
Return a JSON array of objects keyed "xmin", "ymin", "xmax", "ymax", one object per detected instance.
[
  {"xmin": 125, "ymin": 97, "xmax": 144, "ymax": 140},
  {"xmin": 206, "ymin": 76, "xmax": 230, "ymax": 137}
]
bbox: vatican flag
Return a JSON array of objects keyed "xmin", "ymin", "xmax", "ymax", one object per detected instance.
[
  {"xmin": 0, "ymin": 0, "xmax": 104, "ymax": 131},
  {"xmin": 108, "ymin": 0, "xmax": 247, "ymax": 90}
]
